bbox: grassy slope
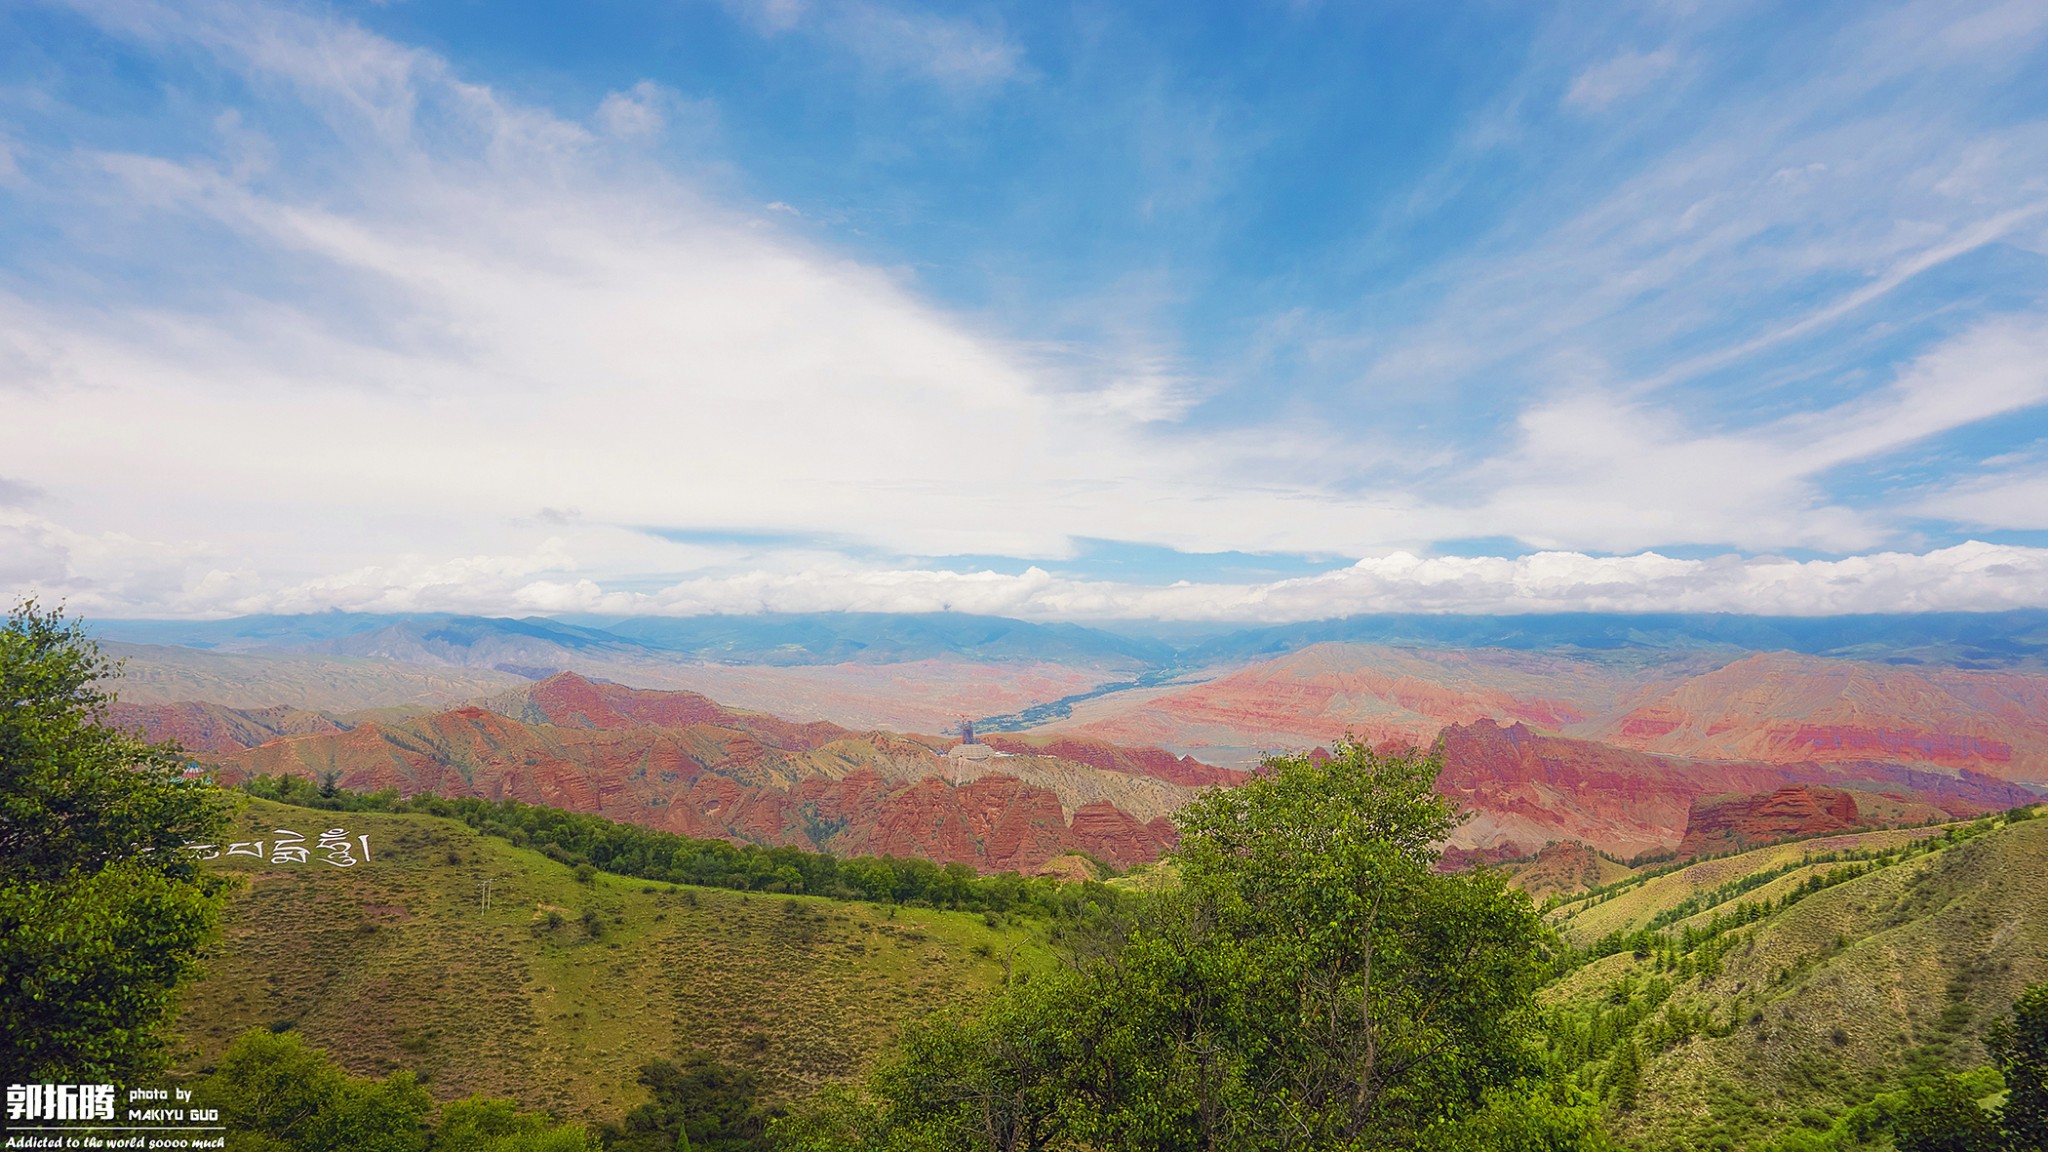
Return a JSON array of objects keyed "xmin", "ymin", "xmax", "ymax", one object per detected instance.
[
  {"xmin": 1546, "ymin": 826, "xmax": 1941, "ymax": 943},
  {"xmin": 1545, "ymin": 814, "xmax": 2048, "ymax": 1150},
  {"xmin": 173, "ymin": 799, "xmax": 1051, "ymax": 1120},
  {"xmin": 1506, "ymin": 847, "xmax": 1638, "ymax": 902}
]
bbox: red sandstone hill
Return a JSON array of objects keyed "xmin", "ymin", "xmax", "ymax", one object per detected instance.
[
  {"xmin": 1676, "ymin": 785, "xmax": 1865, "ymax": 858},
  {"xmin": 123, "ymin": 660, "xmax": 2031, "ymax": 865},
  {"xmin": 1432, "ymin": 720, "xmax": 2032, "ymax": 860},
  {"xmin": 109, "ymin": 699, "xmax": 350, "ymax": 754},
  {"xmin": 1588, "ymin": 652, "xmax": 2048, "ymax": 781},
  {"xmin": 976, "ymin": 732, "xmax": 1248, "ymax": 787},
  {"xmin": 1050, "ymin": 643, "xmax": 1699, "ymax": 766},
  {"xmin": 1052, "ymin": 645, "xmax": 2048, "ymax": 791},
  {"xmin": 161, "ymin": 673, "xmax": 1209, "ymax": 874},
  {"xmin": 1433, "ymin": 720, "xmax": 1808, "ymax": 859}
]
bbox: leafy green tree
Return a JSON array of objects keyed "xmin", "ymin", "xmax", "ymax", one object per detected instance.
[
  {"xmin": 197, "ymin": 1029, "xmax": 431, "ymax": 1152},
  {"xmin": 601, "ymin": 1052, "xmax": 774, "ymax": 1151},
  {"xmin": 1990, "ymin": 983, "xmax": 2048, "ymax": 1152},
  {"xmin": 786, "ymin": 739, "xmax": 1578, "ymax": 1151},
  {"xmin": 1107, "ymin": 738, "xmax": 1549, "ymax": 1147},
  {"xmin": 434, "ymin": 1097, "xmax": 596, "ymax": 1152},
  {"xmin": 1417, "ymin": 1084, "xmax": 1616, "ymax": 1152},
  {"xmin": 1892, "ymin": 1075, "xmax": 2001, "ymax": 1152},
  {"xmin": 0, "ymin": 600, "xmax": 234, "ymax": 1082}
]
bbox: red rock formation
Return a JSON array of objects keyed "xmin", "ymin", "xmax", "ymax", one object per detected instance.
[
  {"xmin": 1592, "ymin": 653, "xmax": 2048, "ymax": 781},
  {"xmin": 1500, "ymin": 840, "xmax": 1625, "ymax": 900},
  {"xmin": 1676, "ymin": 786, "xmax": 1864, "ymax": 858},
  {"xmin": 979, "ymin": 733, "xmax": 1244, "ymax": 786},
  {"xmin": 1434, "ymin": 720, "xmax": 1814, "ymax": 859},
  {"xmin": 1050, "ymin": 645, "xmax": 2048, "ymax": 794},
  {"xmin": 201, "ymin": 676, "xmax": 1187, "ymax": 874},
  {"xmin": 1068, "ymin": 801, "xmax": 1177, "ymax": 864},
  {"xmin": 1433, "ymin": 720, "xmax": 2031, "ymax": 860},
  {"xmin": 1053, "ymin": 643, "xmax": 1651, "ymax": 764},
  {"xmin": 109, "ymin": 700, "xmax": 347, "ymax": 754}
]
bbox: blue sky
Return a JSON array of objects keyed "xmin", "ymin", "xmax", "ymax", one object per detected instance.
[{"xmin": 3, "ymin": 0, "xmax": 2048, "ymax": 619}]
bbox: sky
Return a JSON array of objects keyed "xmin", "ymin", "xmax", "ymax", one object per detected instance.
[{"xmin": 3, "ymin": 0, "xmax": 2048, "ymax": 621}]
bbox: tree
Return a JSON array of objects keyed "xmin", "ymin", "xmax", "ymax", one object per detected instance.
[
  {"xmin": 197, "ymin": 1029, "xmax": 431, "ymax": 1152},
  {"xmin": 600, "ymin": 1052, "xmax": 775, "ymax": 1152},
  {"xmin": 1989, "ymin": 983, "xmax": 2048, "ymax": 1152},
  {"xmin": 1892, "ymin": 1075, "xmax": 2001, "ymax": 1152},
  {"xmin": 793, "ymin": 739, "xmax": 1573, "ymax": 1151},
  {"xmin": 434, "ymin": 1096, "xmax": 596, "ymax": 1152},
  {"xmin": 0, "ymin": 600, "xmax": 234, "ymax": 1082},
  {"xmin": 1602, "ymin": 1040, "xmax": 1641, "ymax": 1114}
]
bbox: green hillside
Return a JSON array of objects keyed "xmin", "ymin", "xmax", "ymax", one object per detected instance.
[
  {"xmin": 172, "ymin": 799, "xmax": 1052, "ymax": 1122},
  {"xmin": 169, "ymin": 797, "xmax": 2048, "ymax": 1150},
  {"xmin": 1542, "ymin": 811, "xmax": 2048, "ymax": 1150}
]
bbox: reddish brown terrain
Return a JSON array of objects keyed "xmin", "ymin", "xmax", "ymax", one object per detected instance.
[
  {"xmin": 1051, "ymin": 643, "xmax": 1685, "ymax": 766},
  {"xmin": 976, "ymin": 732, "xmax": 1247, "ymax": 787},
  {"xmin": 1039, "ymin": 643, "xmax": 2045, "ymax": 857},
  {"xmin": 1433, "ymin": 720, "xmax": 1810, "ymax": 859},
  {"xmin": 129, "ymin": 673, "xmax": 1199, "ymax": 874},
  {"xmin": 116, "ymin": 641, "xmax": 2048, "ymax": 867},
  {"xmin": 1058, "ymin": 645, "xmax": 2048, "ymax": 782},
  {"xmin": 108, "ymin": 699, "xmax": 350, "ymax": 754},
  {"xmin": 1440, "ymin": 720, "xmax": 2031, "ymax": 859},
  {"xmin": 1586, "ymin": 652, "xmax": 2048, "ymax": 780},
  {"xmin": 1675, "ymin": 785, "xmax": 1864, "ymax": 858}
]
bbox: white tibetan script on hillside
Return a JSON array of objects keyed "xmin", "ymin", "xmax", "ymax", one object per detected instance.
[{"xmin": 183, "ymin": 827, "xmax": 372, "ymax": 867}]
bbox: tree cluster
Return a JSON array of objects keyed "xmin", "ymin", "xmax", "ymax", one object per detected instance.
[
  {"xmin": 241, "ymin": 780, "xmax": 1127, "ymax": 921},
  {"xmin": 0, "ymin": 602, "xmax": 234, "ymax": 1082},
  {"xmin": 197, "ymin": 1028, "xmax": 594, "ymax": 1152},
  {"xmin": 776, "ymin": 741, "xmax": 1611, "ymax": 1152}
]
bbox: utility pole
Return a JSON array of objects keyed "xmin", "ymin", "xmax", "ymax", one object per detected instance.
[{"xmin": 478, "ymin": 878, "xmax": 492, "ymax": 914}]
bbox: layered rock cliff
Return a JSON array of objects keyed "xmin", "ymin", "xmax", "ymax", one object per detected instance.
[{"xmin": 1676, "ymin": 786, "xmax": 1864, "ymax": 858}]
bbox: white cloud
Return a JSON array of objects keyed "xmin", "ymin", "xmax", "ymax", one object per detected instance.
[
  {"xmin": 18, "ymin": 518, "xmax": 2046, "ymax": 621},
  {"xmin": 717, "ymin": 0, "xmax": 1019, "ymax": 87},
  {"xmin": 5, "ymin": 0, "xmax": 2048, "ymax": 621},
  {"xmin": 596, "ymin": 81, "xmax": 668, "ymax": 139},
  {"xmin": 831, "ymin": 4, "xmax": 1020, "ymax": 87},
  {"xmin": 1563, "ymin": 48, "xmax": 1677, "ymax": 111},
  {"xmin": 1458, "ymin": 312, "xmax": 2048, "ymax": 554},
  {"xmin": 1913, "ymin": 468, "xmax": 2048, "ymax": 530},
  {"xmin": 0, "ymin": 0, "xmax": 1442, "ymax": 609}
]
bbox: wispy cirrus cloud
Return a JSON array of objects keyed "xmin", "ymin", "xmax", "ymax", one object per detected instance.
[
  {"xmin": 1563, "ymin": 47, "xmax": 1677, "ymax": 112},
  {"xmin": 717, "ymin": 0, "xmax": 1020, "ymax": 87},
  {"xmin": 2, "ymin": 0, "xmax": 2047, "ymax": 619}
]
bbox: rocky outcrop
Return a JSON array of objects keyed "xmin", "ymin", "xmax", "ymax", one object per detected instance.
[
  {"xmin": 1432, "ymin": 720, "xmax": 2032, "ymax": 860},
  {"xmin": 1050, "ymin": 645, "xmax": 2048, "ymax": 789},
  {"xmin": 1434, "ymin": 720, "xmax": 1813, "ymax": 859},
  {"xmin": 1050, "ymin": 643, "xmax": 1661, "ymax": 767},
  {"xmin": 1676, "ymin": 786, "xmax": 1864, "ymax": 858},
  {"xmin": 979, "ymin": 733, "xmax": 1244, "ymax": 786},
  {"xmin": 1068, "ymin": 801, "xmax": 1178, "ymax": 863}
]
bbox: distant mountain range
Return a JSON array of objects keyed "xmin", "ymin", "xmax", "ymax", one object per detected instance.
[
  {"xmin": 93, "ymin": 607, "xmax": 2048, "ymax": 669},
  {"xmin": 97, "ymin": 609, "xmax": 2048, "ymax": 865},
  {"xmin": 1052, "ymin": 642, "xmax": 2048, "ymax": 780}
]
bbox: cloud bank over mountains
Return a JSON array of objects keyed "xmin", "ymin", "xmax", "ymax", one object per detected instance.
[{"xmin": 2, "ymin": 0, "xmax": 2047, "ymax": 619}]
